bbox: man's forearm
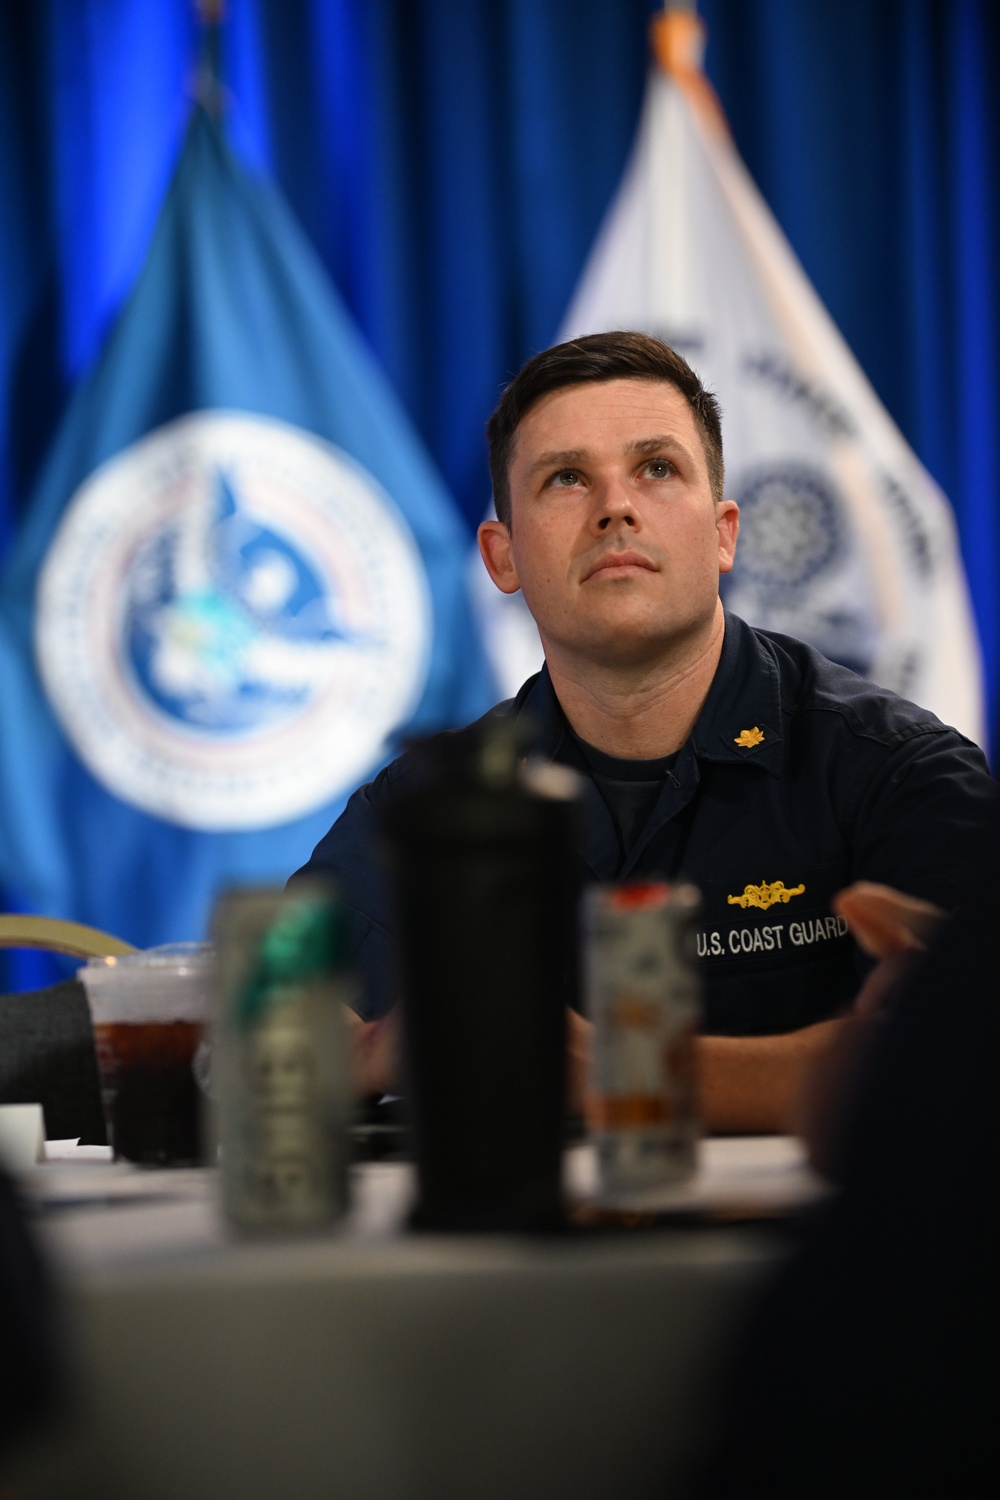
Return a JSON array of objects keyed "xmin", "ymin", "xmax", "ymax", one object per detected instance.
[
  {"xmin": 345, "ymin": 1006, "xmax": 847, "ymax": 1137},
  {"xmin": 697, "ymin": 1020, "xmax": 846, "ymax": 1134}
]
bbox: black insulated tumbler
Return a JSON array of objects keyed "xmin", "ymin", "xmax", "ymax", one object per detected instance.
[{"xmin": 381, "ymin": 718, "xmax": 582, "ymax": 1231}]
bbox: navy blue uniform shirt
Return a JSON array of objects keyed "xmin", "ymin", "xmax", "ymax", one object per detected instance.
[{"xmin": 293, "ymin": 613, "xmax": 995, "ymax": 1034}]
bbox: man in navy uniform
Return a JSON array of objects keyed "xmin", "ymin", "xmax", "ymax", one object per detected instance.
[{"xmin": 295, "ymin": 332, "xmax": 994, "ymax": 1130}]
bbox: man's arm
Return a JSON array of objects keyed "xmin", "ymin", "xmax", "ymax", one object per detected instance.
[
  {"xmin": 696, "ymin": 729, "xmax": 990, "ymax": 1138},
  {"xmin": 289, "ymin": 766, "xmax": 399, "ymax": 1022},
  {"xmin": 336, "ymin": 880, "xmax": 953, "ymax": 1129},
  {"xmin": 350, "ymin": 1009, "xmax": 852, "ymax": 1133},
  {"xmin": 843, "ymin": 725, "xmax": 996, "ymax": 911},
  {"xmin": 696, "ymin": 1023, "xmax": 847, "ymax": 1134},
  {"xmin": 568, "ymin": 1009, "xmax": 847, "ymax": 1133},
  {"xmin": 698, "ymin": 882, "xmax": 948, "ymax": 1135}
]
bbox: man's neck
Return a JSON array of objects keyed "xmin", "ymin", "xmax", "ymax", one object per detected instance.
[{"xmin": 543, "ymin": 603, "xmax": 726, "ymax": 760}]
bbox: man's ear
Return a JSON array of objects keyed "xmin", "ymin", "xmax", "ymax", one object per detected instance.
[
  {"xmin": 716, "ymin": 499, "xmax": 740, "ymax": 575},
  {"xmin": 478, "ymin": 519, "xmax": 522, "ymax": 595}
]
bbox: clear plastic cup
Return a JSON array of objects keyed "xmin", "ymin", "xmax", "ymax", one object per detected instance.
[{"xmin": 79, "ymin": 943, "xmax": 213, "ymax": 1166}]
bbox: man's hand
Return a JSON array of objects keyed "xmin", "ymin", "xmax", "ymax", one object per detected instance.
[
  {"xmin": 566, "ymin": 1007, "xmax": 594, "ymax": 1116},
  {"xmin": 832, "ymin": 882, "xmax": 945, "ymax": 1016},
  {"xmin": 341, "ymin": 1006, "xmax": 401, "ymax": 1097},
  {"xmin": 795, "ymin": 882, "xmax": 947, "ymax": 1176},
  {"xmin": 833, "ymin": 881, "xmax": 944, "ymax": 957}
]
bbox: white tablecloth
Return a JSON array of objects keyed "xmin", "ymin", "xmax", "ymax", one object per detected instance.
[{"xmin": 6, "ymin": 1140, "xmax": 825, "ymax": 1500}]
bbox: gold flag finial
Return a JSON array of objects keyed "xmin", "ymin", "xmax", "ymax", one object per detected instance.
[
  {"xmin": 192, "ymin": 0, "xmax": 227, "ymax": 117},
  {"xmin": 650, "ymin": 8, "xmax": 730, "ymax": 142}
]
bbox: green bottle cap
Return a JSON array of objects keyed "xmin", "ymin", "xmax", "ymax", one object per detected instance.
[{"xmin": 237, "ymin": 897, "xmax": 344, "ymax": 1026}]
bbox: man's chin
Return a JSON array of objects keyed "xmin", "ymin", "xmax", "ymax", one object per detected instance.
[
  {"xmin": 551, "ymin": 627, "xmax": 690, "ymax": 671},
  {"xmin": 588, "ymin": 638, "xmax": 683, "ymax": 670},
  {"xmin": 538, "ymin": 604, "xmax": 721, "ymax": 672}
]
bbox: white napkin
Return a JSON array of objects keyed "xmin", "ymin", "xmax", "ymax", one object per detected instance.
[
  {"xmin": 44, "ymin": 1139, "xmax": 113, "ymax": 1162},
  {"xmin": 0, "ymin": 1103, "xmax": 46, "ymax": 1170}
]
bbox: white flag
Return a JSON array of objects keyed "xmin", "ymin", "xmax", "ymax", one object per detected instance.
[{"xmin": 479, "ymin": 10, "xmax": 985, "ymax": 746}]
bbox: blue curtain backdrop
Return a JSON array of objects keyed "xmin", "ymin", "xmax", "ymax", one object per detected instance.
[{"xmin": 2, "ymin": 0, "xmax": 998, "ymax": 965}]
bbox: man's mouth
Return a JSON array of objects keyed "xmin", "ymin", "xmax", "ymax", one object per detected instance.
[{"xmin": 582, "ymin": 550, "xmax": 658, "ymax": 582}]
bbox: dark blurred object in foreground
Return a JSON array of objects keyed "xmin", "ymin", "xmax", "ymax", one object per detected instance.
[
  {"xmin": 382, "ymin": 720, "xmax": 581, "ymax": 1231},
  {"xmin": 0, "ymin": 1167, "xmax": 63, "ymax": 1463},
  {"xmin": 0, "ymin": 979, "xmax": 106, "ymax": 1144},
  {"xmin": 704, "ymin": 824, "xmax": 1000, "ymax": 1494}
]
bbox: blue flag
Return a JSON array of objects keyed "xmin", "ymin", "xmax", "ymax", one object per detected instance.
[{"xmin": 0, "ymin": 104, "xmax": 493, "ymax": 947}]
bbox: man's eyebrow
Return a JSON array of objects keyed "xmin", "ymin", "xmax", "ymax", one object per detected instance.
[
  {"xmin": 626, "ymin": 434, "xmax": 693, "ymax": 460},
  {"xmin": 525, "ymin": 448, "xmax": 590, "ymax": 476},
  {"xmin": 526, "ymin": 435, "xmax": 694, "ymax": 477}
]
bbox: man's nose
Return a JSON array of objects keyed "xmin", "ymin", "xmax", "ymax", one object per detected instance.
[{"xmin": 592, "ymin": 476, "xmax": 638, "ymax": 531}]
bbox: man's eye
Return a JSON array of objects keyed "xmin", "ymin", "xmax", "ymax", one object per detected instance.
[
  {"xmin": 550, "ymin": 470, "xmax": 581, "ymax": 487},
  {"xmin": 643, "ymin": 458, "xmax": 675, "ymax": 479}
]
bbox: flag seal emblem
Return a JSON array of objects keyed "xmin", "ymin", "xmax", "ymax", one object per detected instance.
[
  {"xmin": 35, "ymin": 411, "xmax": 432, "ymax": 830},
  {"xmin": 732, "ymin": 463, "xmax": 844, "ymax": 589}
]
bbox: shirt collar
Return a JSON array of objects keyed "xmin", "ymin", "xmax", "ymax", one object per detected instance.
[
  {"xmin": 689, "ymin": 611, "xmax": 784, "ymax": 774},
  {"xmin": 508, "ymin": 610, "xmax": 784, "ymax": 775},
  {"xmin": 506, "ymin": 666, "xmax": 570, "ymax": 762}
]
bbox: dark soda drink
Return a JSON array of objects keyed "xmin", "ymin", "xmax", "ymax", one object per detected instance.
[
  {"xmin": 92, "ymin": 1019, "xmax": 205, "ymax": 1165},
  {"xmin": 80, "ymin": 944, "xmax": 213, "ymax": 1168}
]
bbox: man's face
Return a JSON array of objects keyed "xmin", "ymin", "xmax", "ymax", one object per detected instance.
[{"xmin": 478, "ymin": 378, "xmax": 739, "ymax": 668}]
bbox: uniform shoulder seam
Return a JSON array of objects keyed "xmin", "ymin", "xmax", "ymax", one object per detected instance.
[{"xmin": 789, "ymin": 696, "xmax": 962, "ymax": 751}]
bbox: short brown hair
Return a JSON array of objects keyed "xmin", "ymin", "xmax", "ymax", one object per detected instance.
[{"xmin": 486, "ymin": 331, "xmax": 724, "ymax": 527}]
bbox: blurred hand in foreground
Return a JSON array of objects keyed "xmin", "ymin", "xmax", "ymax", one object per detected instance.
[
  {"xmin": 566, "ymin": 1007, "xmax": 593, "ymax": 1118},
  {"xmin": 798, "ymin": 882, "xmax": 947, "ymax": 1176},
  {"xmin": 832, "ymin": 882, "xmax": 946, "ymax": 1016},
  {"xmin": 341, "ymin": 1006, "xmax": 401, "ymax": 1098}
]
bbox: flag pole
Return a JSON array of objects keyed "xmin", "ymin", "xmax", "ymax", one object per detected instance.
[
  {"xmin": 193, "ymin": 0, "xmax": 227, "ymax": 119},
  {"xmin": 652, "ymin": 2, "xmax": 730, "ymax": 142}
]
